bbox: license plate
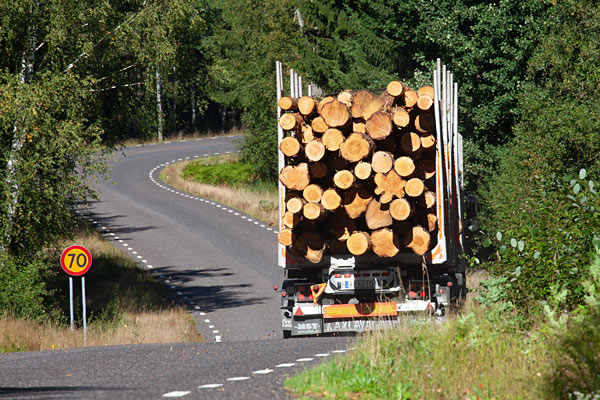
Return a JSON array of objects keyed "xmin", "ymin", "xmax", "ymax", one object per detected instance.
[{"xmin": 354, "ymin": 279, "xmax": 376, "ymax": 289}]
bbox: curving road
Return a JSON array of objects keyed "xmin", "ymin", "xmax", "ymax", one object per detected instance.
[{"xmin": 0, "ymin": 137, "xmax": 352, "ymax": 399}]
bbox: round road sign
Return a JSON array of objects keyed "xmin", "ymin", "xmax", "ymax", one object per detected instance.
[{"xmin": 60, "ymin": 245, "xmax": 92, "ymax": 276}]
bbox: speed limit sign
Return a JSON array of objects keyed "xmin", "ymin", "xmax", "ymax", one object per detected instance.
[{"xmin": 60, "ymin": 245, "xmax": 92, "ymax": 276}]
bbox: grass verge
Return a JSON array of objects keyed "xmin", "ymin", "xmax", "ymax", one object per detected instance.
[
  {"xmin": 160, "ymin": 154, "xmax": 278, "ymax": 225},
  {"xmin": 122, "ymin": 128, "xmax": 243, "ymax": 147},
  {"xmin": 0, "ymin": 226, "xmax": 202, "ymax": 352}
]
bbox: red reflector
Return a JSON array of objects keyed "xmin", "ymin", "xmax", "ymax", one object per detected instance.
[
  {"xmin": 273, "ymin": 285, "xmax": 278, "ymax": 291},
  {"xmin": 309, "ymin": 294, "xmax": 314, "ymax": 300},
  {"xmin": 427, "ymin": 302, "xmax": 434, "ymax": 311},
  {"xmin": 294, "ymin": 307, "xmax": 304, "ymax": 316},
  {"xmin": 363, "ymin": 273, "xmax": 371, "ymax": 277},
  {"xmin": 282, "ymin": 292, "xmax": 286, "ymax": 297},
  {"xmin": 419, "ymin": 291, "xmax": 426, "ymax": 298},
  {"xmin": 440, "ymin": 289, "xmax": 444, "ymax": 294},
  {"xmin": 343, "ymin": 273, "xmax": 352, "ymax": 278},
  {"xmin": 334, "ymin": 274, "xmax": 341, "ymax": 278},
  {"xmin": 447, "ymin": 282, "xmax": 453, "ymax": 287},
  {"xmin": 372, "ymin": 272, "xmax": 380, "ymax": 277},
  {"xmin": 298, "ymin": 294, "xmax": 305, "ymax": 301},
  {"xmin": 355, "ymin": 273, "xmax": 361, "ymax": 277},
  {"xmin": 382, "ymin": 272, "xmax": 390, "ymax": 276}
]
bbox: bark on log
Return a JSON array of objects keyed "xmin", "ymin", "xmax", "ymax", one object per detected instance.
[
  {"xmin": 298, "ymin": 96, "xmax": 318, "ymax": 116},
  {"xmin": 374, "ymin": 170, "xmax": 406, "ymax": 204},
  {"xmin": 339, "ymin": 132, "xmax": 374, "ymax": 162},
  {"xmin": 333, "ymin": 170, "xmax": 355, "ymax": 190},
  {"xmin": 404, "ymin": 90, "xmax": 418, "ymax": 108},
  {"xmin": 405, "ymin": 177, "xmax": 425, "ymax": 198},
  {"xmin": 321, "ymin": 188, "xmax": 342, "ymax": 211},
  {"xmin": 305, "ymin": 139, "xmax": 326, "ymax": 162},
  {"xmin": 279, "ymin": 163, "xmax": 310, "ymax": 191},
  {"xmin": 390, "ymin": 198, "xmax": 413, "ymax": 221},
  {"xmin": 303, "ymin": 202, "xmax": 325, "ymax": 220},
  {"xmin": 279, "ymin": 113, "xmax": 303, "ymax": 131},
  {"xmin": 371, "ymin": 228, "xmax": 400, "ymax": 258},
  {"xmin": 343, "ymin": 187, "xmax": 372, "ymax": 219},
  {"xmin": 322, "ymin": 128, "xmax": 344, "ymax": 151},
  {"xmin": 303, "ymin": 184, "xmax": 323, "ymax": 203},
  {"xmin": 321, "ymin": 99, "xmax": 350, "ymax": 128},
  {"xmin": 386, "ymin": 81, "xmax": 405, "ymax": 97},
  {"xmin": 309, "ymin": 162, "xmax": 328, "ymax": 179},
  {"xmin": 371, "ymin": 151, "xmax": 394, "ymax": 174},
  {"xmin": 346, "ymin": 231, "xmax": 371, "ymax": 255},
  {"xmin": 394, "ymin": 156, "xmax": 415, "ymax": 177},
  {"xmin": 354, "ymin": 161, "xmax": 372, "ymax": 180},
  {"xmin": 278, "ymin": 97, "xmax": 298, "ymax": 111},
  {"xmin": 280, "ymin": 136, "xmax": 301, "ymax": 157},
  {"xmin": 403, "ymin": 225, "xmax": 431, "ymax": 256},
  {"xmin": 392, "ymin": 107, "xmax": 410, "ymax": 128},
  {"xmin": 366, "ymin": 111, "xmax": 393, "ymax": 140},
  {"xmin": 311, "ymin": 116, "xmax": 328, "ymax": 134},
  {"xmin": 365, "ymin": 199, "xmax": 393, "ymax": 230}
]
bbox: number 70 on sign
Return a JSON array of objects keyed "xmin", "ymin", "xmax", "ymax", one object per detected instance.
[{"xmin": 60, "ymin": 245, "xmax": 92, "ymax": 276}]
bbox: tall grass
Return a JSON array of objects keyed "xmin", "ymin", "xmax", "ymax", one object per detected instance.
[
  {"xmin": 0, "ymin": 227, "xmax": 202, "ymax": 352},
  {"xmin": 160, "ymin": 155, "xmax": 278, "ymax": 225}
]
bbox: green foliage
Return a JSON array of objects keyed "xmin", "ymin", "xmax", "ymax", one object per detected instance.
[
  {"xmin": 0, "ymin": 253, "xmax": 49, "ymax": 320},
  {"xmin": 183, "ymin": 159, "xmax": 256, "ymax": 187}
]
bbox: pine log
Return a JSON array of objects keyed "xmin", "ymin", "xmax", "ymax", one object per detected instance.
[
  {"xmin": 364, "ymin": 95, "xmax": 386, "ymax": 120},
  {"xmin": 353, "ymin": 121, "xmax": 366, "ymax": 133},
  {"xmin": 404, "ymin": 90, "xmax": 418, "ymax": 108},
  {"xmin": 420, "ymin": 133, "xmax": 436, "ymax": 150},
  {"xmin": 376, "ymin": 136, "xmax": 398, "ymax": 154},
  {"xmin": 321, "ymin": 188, "xmax": 342, "ymax": 211},
  {"xmin": 417, "ymin": 94, "xmax": 433, "ymax": 111},
  {"xmin": 337, "ymin": 90, "xmax": 353, "ymax": 107},
  {"xmin": 279, "ymin": 163, "xmax": 310, "ymax": 190},
  {"xmin": 322, "ymin": 128, "xmax": 345, "ymax": 151},
  {"xmin": 280, "ymin": 136, "xmax": 301, "ymax": 157},
  {"xmin": 329, "ymin": 240, "xmax": 348, "ymax": 255},
  {"xmin": 278, "ymin": 97, "xmax": 298, "ymax": 111},
  {"xmin": 333, "ymin": 170, "xmax": 355, "ymax": 190},
  {"xmin": 415, "ymin": 112, "xmax": 434, "ymax": 133},
  {"xmin": 279, "ymin": 113, "xmax": 303, "ymax": 131},
  {"xmin": 405, "ymin": 177, "xmax": 425, "ymax": 198},
  {"xmin": 286, "ymin": 193, "xmax": 306, "ymax": 214},
  {"xmin": 303, "ymin": 202, "xmax": 325, "ymax": 220},
  {"xmin": 339, "ymin": 132, "xmax": 374, "ymax": 162},
  {"xmin": 293, "ymin": 233, "xmax": 326, "ymax": 264},
  {"xmin": 321, "ymin": 99, "xmax": 350, "ymax": 128},
  {"xmin": 374, "ymin": 170, "xmax": 406, "ymax": 204},
  {"xmin": 418, "ymin": 85, "xmax": 434, "ymax": 98},
  {"xmin": 394, "ymin": 156, "xmax": 415, "ymax": 177},
  {"xmin": 299, "ymin": 124, "xmax": 315, "ymax": 144},
  {"xmin": 327, "ymin": 152, "xmax": 349, "ymax": 171},
  {"xmin": 420, "ymin": 158, "xmax": 436, "ymax": 180},
  {"xmin": 309, "ymin": 162, "xmax": 328, "ymax": 179},
  {"xmin": 400, "ymin": 131, "xmax": 421, "ymax": 154},
  {"xmin": 303, "ymin": 184, "xmax": 323, "ymax": 203},
  {"xmin": 311, "ymin": 116, "xmax": 328, "ymax": 134},
  {"xmin": 282, "ymin": 211, "xmax": 300, "ymax": 228},
  {"xmin": 422, "ymin": 191, "xmax": 436, "ymax": 209},
  {"xmin": 366, "ymin": 111, "xmax": 393, "ymax": 140},
  {"xmin": 329, "ymin": 211, "xmax": 356, "ymax": 241},
  {"xmin": 392, "ymin": 107, "xmax": 410, "ymax": 128},
  {"xmin": 354, "ymin": 161, "xmax": 372, "ymax": 180},
  {"xmin": 351, "ymin": 91, "xmax": 385, "ymax": 120},
  {"xmin": 427, "ymin": 213, "xmax": 438, "ymax": 232},
  {"xmin": 371, "ymin": 228, "xmax": 400, "ymax": 258},
  {"xmin": 386, "ymin": 81, "xmax": 405, "ymax": 97},
  {"xmin": 403, "ymin": 225, "xmax": 431, "ymax": 255},
  {"xmin": 298, "ymin": 96, "xmax": 318, "ymax": 116},
  {"xmin": 365, "ymin": 199, "xmax": 393, "ymax": 230},
  {"xmin": 343, "ymin": 187, "xmax": 372, "ymax": 219},
  {"xmin": 305, "ymin": 139, "xmax": 326, "ymax": 162},
  {"xmin": 346, "ymin": 231, "xmax": 371, "ymax": 256},
  {"xmin": 371, "ymin": 151, "xmax": 394, "ymax": 174},
  {"xmin": 278, "ymin": 228, "xmax": 294, "ymax": 246},
  {"xmin": 317, "ymin": 96, "xmax": 335, "ymax": 114},
  {"xmin": 390, "ymin": 198, "xmax": 413, "ymax": 221}
]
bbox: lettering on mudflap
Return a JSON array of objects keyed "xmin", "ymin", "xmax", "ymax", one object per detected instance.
[
  {"xmin": 292, "ymin": 318, "xmax": 322, "ymax": 335},
  {"xmin": 323, "ymin": 319, "xmax": 398, "ymax": 333},
  {"xmin": 281, "ymin": 318, "xmax": 292, "ymax": 329}
]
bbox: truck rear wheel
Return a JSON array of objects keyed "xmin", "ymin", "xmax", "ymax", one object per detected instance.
[{"xmin": 283, "ymin": 330, "xmax": 292, "ymax": 339}]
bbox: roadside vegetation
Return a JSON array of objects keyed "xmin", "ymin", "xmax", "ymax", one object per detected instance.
[
  {"xmin": 160, "ymin": 154, "xmax": 278, "ymax": 226},
  {"xmin": 0, "ymin": 225, "xmax": 201, "ymax": 352}
]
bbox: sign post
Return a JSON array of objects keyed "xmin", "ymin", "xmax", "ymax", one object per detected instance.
[{"xmin": 60, "ymin": 245, "xmax": 92, "ymax": 343}]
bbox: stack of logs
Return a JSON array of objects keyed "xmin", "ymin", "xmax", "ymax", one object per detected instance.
[{"xmin": 277, "ymin": 81, "xmax": 438, "ymax": 263}]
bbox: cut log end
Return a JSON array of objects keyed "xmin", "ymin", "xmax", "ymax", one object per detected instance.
[
  {"xmin": 374, "ymin": 171, "xmax": 405, "ymax": 204},
  {"xmin": 415, "ymin": 113, "xmax": 434, "ymax": 133},
  {"xmin": 354, "ymin": 161, "xmax": 372, "ymax": 180},
  {"xmin": 278, "ymin": 228, "xmax": 294, "ymax": 246},
  {"xmin": 309, "ymin": 162, "xmax": 328, "ymax": 179},
  {"xmin": 303, "ymin": 184, "xmax": 323, "ymax": 203},
  {"xmin": 280, "ymin": 136, "xmax": 301, "ymax": 157},
  {"xmin": 365, "ymin": 199, "xmax": 393, "ymax": 230},
  {"xmin": 339, "ymin": 132, "xmax": 374, "ymax": 162},
  {"xmin": 417, "ymin": 94, "xmax": 433, "ymax": 111},
  {"xmin": 371, "ymin": 228, "xmax": 400, "ymax": 258},
  {"xmin": 404, "ymin": 90, "xmax": 418, "ymax": 108},
  {"xmin": 279, "ymin": 113, "xmax": 303, "ymax": 131},
  {"xmin": 371, "ymin": 151, "xmax": 394, "ymax": 174},
  {"xmin": 333, "ymin": 170, "xmax": 355, "ymax": 190},
  {"xmin": 403, "ymin": 226, "xmax": 431, "ymax": 255},
  {"xmin": 278, "ymin": 97, "xmax": 298, "ymax": 111},
  {"xmin": 311, "ymin": 116, "xmax": 328, "ymax": 134},
  {"xmin": 303, "ymin": 202, "xmax": 325, "ymax": 220},
  {"xmin": 390, "ymin": 198, "xmax": 413, "ymax": 221},
  {"xmin": 279, "ymin": 163, "xmax": 310, "ymax": 191},
  {"xmin": 321, "ymin": 188, "xmax": 342, "ymax": 211},
  {"xmin": 386, "ymin": 81, "xmax": 405, "ymax": 97},
  {"xmin": 394, "ymin": 156, "xmax": 415, "ymax": 177},
  {"xmin": 286, "ymin": 193, "xmax": 306, "ymax": 214},
  {"xmin": 305, "ymin": 139, "xmax": 326, "ymax": 162},
  {"xmin": 322, "ymin": 128, "xmax": 345, "ymax": 151},
  {"xmin": 366, "ymin": 111, "xmax": 393, "ymax": 141},
  {"xmin": 321, "ymin": 99, "xmax": 350, "ymax": 128},
  {"xmin": 346, "ymin": 231, "xmax": 371, "ymax": 255},
  {"xmin": 343, "ymin": 187, "xmax": 372, "ymax": 219},
  {"xmin": 298, "ymin": 96, "xmax": 318, "ymax": 116},
  {"xmin": 401, "ymin": 132, "xmax": 421, "ymax": 154},
  {"xmin": 405, "ymin": 177, "xmax": 425, "ymax": 198},
  {"xmin": 282, "ymin": 211, "xmax": 300, "ymax": 228},
  {"xmin": 392, "ymin": 107, "xmax": 410, "ymax": 128}
]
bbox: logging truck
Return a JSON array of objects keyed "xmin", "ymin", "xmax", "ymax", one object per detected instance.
[{"xmin": 276, "ymin": 60, "xmax": 467, "ymax": 338}]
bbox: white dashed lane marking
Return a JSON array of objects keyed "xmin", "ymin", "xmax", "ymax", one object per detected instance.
[{"xmin": 162, "ymin": 391, "xmax": 190, "ymax": 397}]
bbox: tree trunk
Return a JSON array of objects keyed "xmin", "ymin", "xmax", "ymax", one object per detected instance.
[
  {"xmin": 371, "ymin": 228, "xmax": 400, "ymax": 258},
  {"xmin": 190, "ymin": 85, "xmax": 197, "ymax": 130},
  {"xmin": 156, "ymin": 66, "xmax": 164, "ymax": 141}
]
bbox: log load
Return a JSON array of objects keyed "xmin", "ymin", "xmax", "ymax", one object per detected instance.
[{"xmin": 278, "ymin": 79, "xmax": 442, "ymax": 262}]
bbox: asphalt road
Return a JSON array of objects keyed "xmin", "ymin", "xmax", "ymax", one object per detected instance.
[{"xmin": 0, "ymin": 136, "xmax": 352, "ymax": 399}]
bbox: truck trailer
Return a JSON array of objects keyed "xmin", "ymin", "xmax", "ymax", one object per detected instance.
[{"xmin": 276, "ymin": 60, "xmax": 466, "ymax": 338}]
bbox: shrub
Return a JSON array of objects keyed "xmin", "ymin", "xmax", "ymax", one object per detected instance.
[
  {"xmin": 0, "ymin": 253, "xmax": 49, "ymax": 320},
  {"xmin": 182, "ymin": 160, "xmax": 256, "ymax": 187}
]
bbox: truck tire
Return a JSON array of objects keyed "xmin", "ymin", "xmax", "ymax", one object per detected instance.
[{"xmin": 283, "ymin": 330, "xmax": 292, "ymax": 339}]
